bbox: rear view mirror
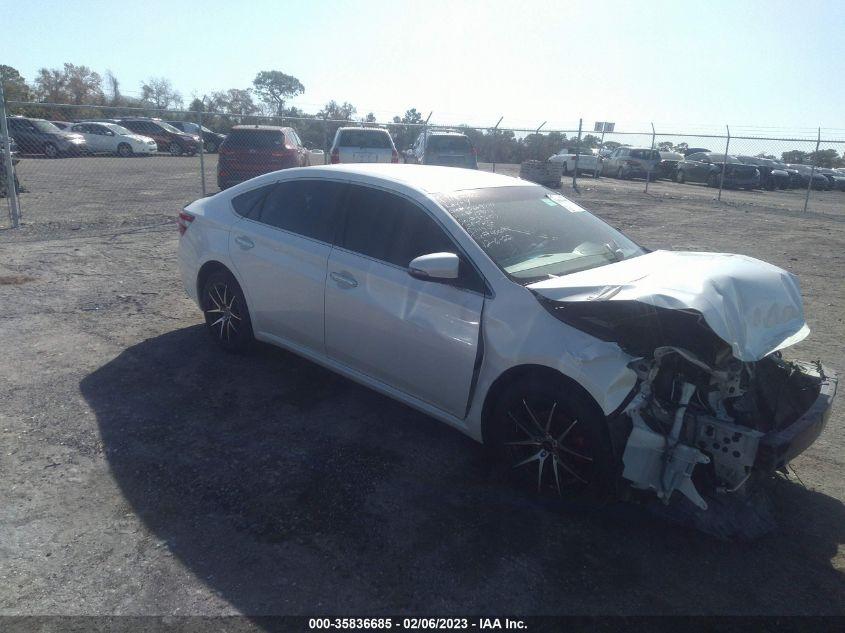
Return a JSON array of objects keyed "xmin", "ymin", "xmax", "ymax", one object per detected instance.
[{"xmin": 408, "ymin": 252, "xmax": 460, "ymax": 280}]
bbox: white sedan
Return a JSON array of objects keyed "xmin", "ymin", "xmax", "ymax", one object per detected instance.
[
  {"xmin": 177, "ymin": 164, "xmax": 836, "ymax": 517},
  {"xmin": 69, "ymin": 122, "xmax": 158, "ymax": 156}
]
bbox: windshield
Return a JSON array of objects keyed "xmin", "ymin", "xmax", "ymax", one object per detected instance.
[
  {"xmin": 337, "ymin": 129, "xmax": 392, "ymax": 148},
  {"xmin": 707, "ymin": 153, "xmax": 741, "ymax": 164},
  {"xmin": 156, "ymin": 121, "xmax": 182, "ymax": 133},
  {"xmin": 32, "ymin": 119, "xmax": 62, "ymax": 133},
  {"xmin": 436, "ymin": 186, "xmax": 644, "ymax": 284},
  {"xmin": 103, "ymin": 123, "xmax": 133, "ymax": 135}
]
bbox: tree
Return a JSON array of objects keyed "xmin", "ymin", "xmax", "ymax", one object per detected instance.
[
  {"xmin": 208, "ymin": 89, "xmax": 259, "ymax": 116},
  {"xmin": 782, "ymin": 150, "xmax": 809, "ymax": 164},
  {"xmin": 657, "ymin": 141, "xmax": 674, "ymax": 152},
  {"xmin": 0, "ymin": 65, "xmax": 31, "ymax": 102},
  {"xmin": 673, "ymin": 142, "xmax": 688, "ymax": 153},
  {"xmin": 188, "ymin": 97, "xmax": 205, "ymax": 113},
  {"xmin": 34, "ymin": 68, "xmax": 67, "ymax": 103},
  {"xmin": 318, "ymin": 100, "xmax": 356, "ymax": 121},
  {"xmin": 63, "ymin": 64, "xmax": 104, "ymax": 104},
  {"xmin": 141, "ymin": 77, "xmax": 182, "ymax": 110},
  {"xmin": 602, "ymin": 141, "xmax": 622, "ymax": 151},
  {"xmin": 365, "ymin": 112, "xmax": 376, "ymax": 123},
  {"xmin": 810, "ymin": 148, "xmax": 841, "ymax": 168},
  {"xmin": 252, "ymin": 70, "xmax": 304, "ymax": 116},
  {"xmin": 104, "ymin": 70, "xmax": 121, "ymax": 105}
]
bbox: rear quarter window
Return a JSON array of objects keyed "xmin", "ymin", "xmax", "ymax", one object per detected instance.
[{"xmin": 231, "ymin": 185, "xmax": 273, "ymax": 219}]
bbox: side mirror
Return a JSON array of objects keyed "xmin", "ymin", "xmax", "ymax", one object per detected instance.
[{"xmin": 408, "ymin": 252, "xmax": 460, "ymax": 281}]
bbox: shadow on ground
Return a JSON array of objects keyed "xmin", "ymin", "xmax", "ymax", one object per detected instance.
[{"xmin": 80, "ymin": 326, "xmax": 845, "ymax": 615}]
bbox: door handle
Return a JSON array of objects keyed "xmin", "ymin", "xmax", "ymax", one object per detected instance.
[
  {"xmin": 330, "ymin": 271, "xmax": 358, "ymax": 289},
  {"xmin": 234, "ymin": 235, "xmax": 254, "ymax": 250}
]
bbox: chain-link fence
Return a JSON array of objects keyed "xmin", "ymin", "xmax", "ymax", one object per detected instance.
[{"xmin": 2, "ymin": 99, "xmax": 844, "ymax": 229}]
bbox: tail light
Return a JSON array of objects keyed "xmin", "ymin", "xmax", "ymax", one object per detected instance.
[
  {"xmin": 177, "ymin": 210, "xmax": 195, "ymax": 236},
  {"xmin": 391, "ymin": 149, "xmax": 399, "ymax": 163},
  {"xmin": 331, "ymin": 148, "xmax": 340, "ymax": 164}
]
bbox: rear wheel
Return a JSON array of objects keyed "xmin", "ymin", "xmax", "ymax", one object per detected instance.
[
  {"xmin": 201, "ymin": 270, "xmax": 254, "ymax": 353},
  {"xmin": 487, "ymin": 374, "xmax": 614, "ymax": 497}
]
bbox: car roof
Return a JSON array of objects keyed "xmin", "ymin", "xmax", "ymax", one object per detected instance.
[
  {"xmin": 297, "ymin": 164, "xmax": 529, "ymax": 194},
  {"xmin": 337, "ymin": 126, "xmax": 389, "ymax": 132},
  {"xmin": 230, "ymin": 125, "xmax": 289, "ymax": 131}
]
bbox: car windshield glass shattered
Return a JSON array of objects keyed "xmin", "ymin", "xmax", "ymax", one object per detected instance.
[
  {"xmin": 436, "ymin": 186, "xmax": 644, "ymax": 283},
  {"xmin": 338, "ymin": 130, "xmax": 392, "ymax": 148}
]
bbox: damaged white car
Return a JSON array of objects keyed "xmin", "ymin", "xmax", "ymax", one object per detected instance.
[{"xmin": 178, "ymin": 165, "xmax": 837, "ymax": 525}]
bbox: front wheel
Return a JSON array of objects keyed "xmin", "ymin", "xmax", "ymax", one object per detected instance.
[
  {"xmin": 44, "ymin": 142, "xmax": 59, "ymax": 158},
  {"xmin": 486, "ymin": 375, "xmax": 614, "ymax": 497},
  {"xmin": 117, "ymin": 143, "xmax": 133, "ymax": 158},
  {"xmin": 169, "ymin": 143, "xmax": 183, "ymax": 156},
  {"xmin": 201, "ymin": 270, "xmax": 254, "ymax": 353}
]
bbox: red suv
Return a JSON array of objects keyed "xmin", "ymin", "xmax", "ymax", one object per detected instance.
[
  {"xmin": 217, "ymin": 125, "xmax": 308, "ymax": 189},
  {"xmin": 116, "ymin": 118, "xmax": 200, "ymax": 156}
]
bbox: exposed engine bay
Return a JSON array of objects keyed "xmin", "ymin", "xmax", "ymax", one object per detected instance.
[{"xmin": 620, "ymin": 345, "xmax": 828, "ymax": 510}]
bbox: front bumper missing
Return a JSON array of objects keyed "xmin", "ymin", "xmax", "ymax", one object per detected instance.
[{"xmin": 755, "ymin": 365, "xmax": 837, "ymax": 471}]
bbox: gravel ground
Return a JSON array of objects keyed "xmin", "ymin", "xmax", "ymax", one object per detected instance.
[{"xmin": 0, "ymin": 155, "xmax": 843, "ymax": 616}]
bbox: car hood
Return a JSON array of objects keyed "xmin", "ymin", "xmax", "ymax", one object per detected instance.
[{"xmin": 528, "ymin": 250, "xmax": 809, "ymax": 361}]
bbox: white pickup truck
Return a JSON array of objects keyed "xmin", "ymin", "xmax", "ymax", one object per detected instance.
[{"xmin": 548, "ymin": 149, "xmax": 602, "ymax": 175}]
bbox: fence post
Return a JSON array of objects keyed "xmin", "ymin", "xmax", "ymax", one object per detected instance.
[
  {"xmin": 535, "ymin": 121, "xmax": 546, "ymax": 160},
  {"xmin": 803, "ymin": 127, "xmax": 821, "ymax": 213},
  {"xmin": 717, "ymin": 125, "xmax": 730, "ymax": 201},
  {"xmin": 0, "ymin": 81, "xmax": 21, "ymax": 228},
  {"xmin": 645, "ymin": 122, "xmax": 656, "ymax": 193},
  {"xmin": 572, "ymin": 118, "xmax": 583, "ymax": 191},
  {"xmin": 491, "ymin": 116, "xmax": 503, "ymax": 173},
  {"xmin": 197, "ymin": 109, "xmax": 206, "ymax": 197},
  {"xmin": 595, "ymin": 124, "xmax": 606, "ymax": 179}
]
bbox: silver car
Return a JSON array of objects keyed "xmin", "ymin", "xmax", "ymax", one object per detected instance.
[
  {"xmin": 329, "ymin": 127, "xmax": 398, "ymax": 164},
  {"xmin": 602, "ymin": 147, "xmax": 661, "ymax": 180},
  {"xmin": 177, "ymin": 164, "xmax": 836, "ymax": 524}
]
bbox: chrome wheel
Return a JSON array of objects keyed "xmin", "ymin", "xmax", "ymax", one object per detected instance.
[
  {"xmin": 204, "ymin": 282, "xmax": 242, "ymax": 342},
  {"xmin": 505, "ymin": 396, "xmax": 594, "ymax": 494}
]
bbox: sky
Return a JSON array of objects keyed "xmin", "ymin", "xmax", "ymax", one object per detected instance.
[{"xmin": 3, "ymin": 0, "xmax": 845, "ymax": 137}]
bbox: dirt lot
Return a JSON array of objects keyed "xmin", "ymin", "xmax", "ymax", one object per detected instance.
[{"xmin": 1, "ymin": 155, "xmax": 843, "ymax": 617}]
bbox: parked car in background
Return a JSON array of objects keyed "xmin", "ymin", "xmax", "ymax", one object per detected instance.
[
  {"xmin": 602, "ymin": 147, "xmax": 661, "ymax": 180},
  {"xmin": 69, "ymin": 122, "xmax": 158, "ymax": 157},
  {"xmin": 217, "ymin": 125, "xmax": 308, "ymax": 189},
  {"xmin": 177, "ymin": 163, "xmax": 835, "ymax": 521},
  {"xmin": 166, "ymin": 121, "xmax": 226, "ymax": 153},
  {"xmin": 548, "ymin": 148, "xmax": 602, "ymax": 175},
  {"xmin": 405, "ymin": 130, "xmax": 478, "ymax": 169},
  {"xmin": 770, "ymin": 161, "xmax": 802, "ymax": 188},
  {"xmin": 50, "ymin": 120, "xmax": 72, "ymax": 131},
  {"xmin": 677, "ymin": 153, "xmax": 760, "ymax": 189},
  {"xmin": 736, "ymin": 156, "xmax": 791, "ymax": 190},
  {"xmin": 6, "ymin": 116, "xmax": 89, "ymax": 157},
  {"xmin": 116, "ymin": 118, "xmax": 199, "ymax": 156},
  {"xmin": 657, "ymin": 151, "xmax": 684, "ymax": 180},
  {"xmin": 683, "ymin": 147, "xmax": 711, "ymax": 156},
  {"xmin": 816, "ymin": 168, "xmax": 845, "ymax": 191},
  {"xmin": 329, "ymin": 127, "xmax": 399, "ymax": 164},
  {"xmin": 787, "ymin": 164, "xmax": 831, "ymax": 190}
]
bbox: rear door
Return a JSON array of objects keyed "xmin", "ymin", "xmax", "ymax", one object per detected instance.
[
  {"xmin": 229, "ymin": 178, "xmax": 345, "ymax": 352},
  {"xmin": 324, "ymin": 184, "xmax": 485, "ymax": 418}
]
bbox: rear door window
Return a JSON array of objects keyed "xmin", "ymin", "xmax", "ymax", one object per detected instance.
[{"xmin": 255, "ymin": 179, "xmax": 345, "ymax": 242}]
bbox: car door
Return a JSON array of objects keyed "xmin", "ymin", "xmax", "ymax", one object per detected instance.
[
  {"xmin": 228, "ymin": 178, "xmax": 345, "ymax": 353},
  {"xmin": 324, "ymin": 184, "xmax": 485, "ymax": 418}
]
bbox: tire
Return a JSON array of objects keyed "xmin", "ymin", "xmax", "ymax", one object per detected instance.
[
  {"xmin": 486, "ymin": 374, "xmax": 615, "ymax": 497},
  {"xmin": 676, "ymin": 170, "xmax": 686, "ymax": 184},
  {"xmin": 708, "ymin": 173, "xmax": 719, "ymax": 188},
  {"xmin": 169, "ymin": 143, "xmax": 183, "ymax": 156},
  {"xmin": 117, "ymin": 143, "xmax": 133, "ymax": 158},
  {"xmin": 204, "ymin": 140, "xmax": 217, "ymax": 153},
  {"xmin": 44, "ymin": 142, "xmax": 59, "ymax": 158},
  {"xmin": 201, "ymin": 270, "xmax": 254, "ymax": 353}
]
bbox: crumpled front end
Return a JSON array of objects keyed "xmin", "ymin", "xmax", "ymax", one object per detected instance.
[{"xmin": 530, "ymin": 250, "xmax": 838, "ymax": 516}]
